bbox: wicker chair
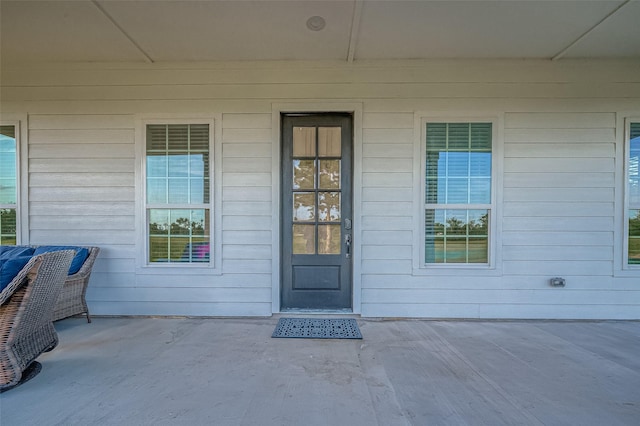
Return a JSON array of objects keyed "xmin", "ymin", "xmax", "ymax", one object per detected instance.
[
  {"xmin": 52, "ymin": 246, "xmax": 100, "ymax": 323},
  {"xmin": 0, "ymin": 250, "xmax": 74, "ymax": 391}
]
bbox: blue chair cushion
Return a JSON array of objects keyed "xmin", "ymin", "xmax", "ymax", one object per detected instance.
[
  {"xmin": 33, "ymin": 246, "xmax": 89, "ymax": 275},
  {"xmin": 0, "ymin": 255, "xmax": 32, "ymax": 291},
  {"xmin": 0, "ymin": 246, "xmax": 35, "ymax": 260}
]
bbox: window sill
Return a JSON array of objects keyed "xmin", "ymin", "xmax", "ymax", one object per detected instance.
[
  {"xmin": 137, "ymin": 264, "xmax": 222, "ymax": 276},
  {"xmin": 412, "ymin": 265, "xmax": 502, "ymax": 277}
]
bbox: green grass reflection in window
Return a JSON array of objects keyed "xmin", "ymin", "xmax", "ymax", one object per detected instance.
[
  {"xmin": 149, "ymin": 209, "xmax": 210, "ymax": 263},
  {"xmin": 425, "ymin": 209, "xmax": 489, "ymax": 264}
]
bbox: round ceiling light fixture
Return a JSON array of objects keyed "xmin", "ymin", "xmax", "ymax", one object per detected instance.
[{"xmin": 306, "ymin": 15, "xmax": 326, "ymax": 31}]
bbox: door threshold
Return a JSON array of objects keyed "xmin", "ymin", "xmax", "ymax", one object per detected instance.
[{"xmin": 276, "ymin": 309, "xmax": 358, "ymax": 318}]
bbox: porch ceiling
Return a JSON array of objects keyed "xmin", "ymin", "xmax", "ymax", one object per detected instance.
[{"xmin": 1, "ymin": 0, "xmax": 639, "ymax": 64}]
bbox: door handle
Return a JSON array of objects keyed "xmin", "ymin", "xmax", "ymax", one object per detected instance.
[{"xmin": 345, "ymin": 234, "xmax": 352, "ymax": 259}]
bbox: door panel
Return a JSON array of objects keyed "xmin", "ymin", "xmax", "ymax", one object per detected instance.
[{"xmin": 281, "ymin": 114, "xmax": 353, "ymax": 310}]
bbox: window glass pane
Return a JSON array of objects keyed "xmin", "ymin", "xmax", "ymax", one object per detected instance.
[
  {"xmin": 318, "ymin": 127, "xmax": 341, "ymax": 157},
  {"xmin": 447, "ymin": 123, "xmax": 470, "ymax": 150},
  {"xmin": 445, "ymin": 210, "xmax": 468, "ymax": 235},
  {"xmin": 318, "ymin": 192, "xmax": 341, "ymax": 221},
  {"xmin": 0, "ymin": 129, "xmax": 17, "ymax": 205},
  {"xmin": 293, "ymin": 160, "xmax": 316, "ymax": 190},
  {"xmin": 168, "ymin": 179, "xmax": 189, "ymax": 203},
  {"xmin": 0, "ymin": 180, "xmax": 16, "ymax": 204},
  {"xmin": 426, "ymin": 123, "xmax": 447, "ymax": 151},
  {"xmin": 293, "ymin": 224, "xmax": 315, "ymax": 254},
  {"xmin": 147, "ymin": 179, "xmax": 167, "ymax": 203},
  {"xmin": 425, "ymin": 151, "xmax": 442, "ymax": 203},
  {"xmin": 470, "ymin": 178, "xmax": 491, "ymax": 204},
  {"xmin": 468, "ymin": 238, "xmax": 489, "ymax": 263},
  {"xmin": 147, "ymin": 155, "xmax": 167, "ymax": 178},
  {"xmin": 629, "ymin": 124, "xmax": 640, "ymax": 206},
  {"xmin": 293, "ymin": 127, "xmax": 316, "ymax": 157},
  {"xmin": 628, "ymin": 124, "xmax": 640, "ymax": 266},
  {"xmin": 425, "ymin": 208, "xmax": 489, "ymax": 264},
  {"xmin": 168, "ymin": 125, "xmax": 189, "ymax": 150},
  {"xmin": 425, "ymin": 123, "xmax": 492, "ymax": 208},
  {"xmin": 470, "ymin": 152, "xmax": 492, "ymax": 176},
  {"xmin": 630, "ymin": 209, "xmax": 640, "ymax": 265},
  {"xmin": 470, "ymin": 123, "xmax": 492, "ymax": 151},
  {"xmin": 468, "ymin": 209, "xmax": 489, "ymax": 236},
  {"xmin": 293, "ymin": 193, "xmax": 315, "ymax": 222},
  {"xmin": 447, "ymin": 178, "xmax": 469, "ymax": 204},
  {"xmin": 189, "ymin": 124, "xmax": 209, "ymax": 150},
  {"xmin": 146, "ymin": 125, "xmax": 167, "ymax": 150},
  {"xmin": 0, "ymin": 208, "xmax": 17, "ymax": 245},
  {"xmin": 443, "ymin": 238, "xmax": 468, "ymax": 263},
  {"xmin": 146, "ymin": 124, "xmax": 209, "ymax": 206},
  {"xmin": 190, "ymin": 179, "xmax": 206, "ymax": 204},
  {"xmin": 148, "ymin": 209, "xmax": 209, "ymax": 263},
  {"xmin": 447, "ymin": 152, "xmax": 469, "ymax": 177},
  {"xmin": 318, "ymin": 224, "xmax": 340, "ymax": 254},
  {"xmin": 190, "ymin": 153, "xmax": 207, "ymax": 177},
  {"xmin": 0, "ymin": 126, "xmax": 16, "ymax": 139},
  {"xmin": 168, "ymin": 153, "xmax": 189, "ymax": 177}
]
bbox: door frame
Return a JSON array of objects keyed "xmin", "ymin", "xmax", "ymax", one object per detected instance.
[{"xmin": 271, "ymin": 103, "xmax": 363, "ymax": 314}]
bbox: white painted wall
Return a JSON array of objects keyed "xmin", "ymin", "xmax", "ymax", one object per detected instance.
[{"xmin": 1, "ymin": 59, "xmax": 639, "ymax": 319}]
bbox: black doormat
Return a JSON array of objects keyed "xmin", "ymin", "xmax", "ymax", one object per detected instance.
[{"xmin": 272, "ymin": 318, "xmax": 362, "ymax": 339}]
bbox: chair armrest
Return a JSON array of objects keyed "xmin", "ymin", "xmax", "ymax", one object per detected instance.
[{"xmin": 0, "ymin": 256, "xmax": 42, "ymax": 305}]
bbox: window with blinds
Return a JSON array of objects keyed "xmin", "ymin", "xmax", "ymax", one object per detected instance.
[
  {"xmin": 145, "ymin": 123, "xmax": 211, "ymax": 264},
  {"xmin": 424, "ymin": 122, "xmax": 493, "ymax": 265},
  {"xmin": 628, "ymin": 122, "xmax": 640, "ymax": 266},
  {"xmin": 0, "ymin": 125, "xmax": 17, "ymax": 245}
]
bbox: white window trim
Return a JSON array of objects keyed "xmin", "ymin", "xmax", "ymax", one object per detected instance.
[
  {"xmin": 0, "ymin": 118, "xmax": 26, "ymax": 245},
  {"xmin": 622, "ymin": 116, "xmax": 640, "ymax": 271},
  {"xmin": 135, "ymin": 115, "xmax": 222, "ymax": 275},
  {"xmin": 413, "ymin": 113, "xmax": 503, "ymax": 276}
]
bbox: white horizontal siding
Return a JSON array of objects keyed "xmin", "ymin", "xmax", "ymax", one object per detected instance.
[
  {"xmin": 27, "ymin": 115, "xmax": 137, "ymax": 295},
  {"xmin": 498, "ymin": 111, "xmax": 618, "ymax": 298},
  {"xmin": 2, "ymin": 59, "xmax": 639, "ymax": 319}
]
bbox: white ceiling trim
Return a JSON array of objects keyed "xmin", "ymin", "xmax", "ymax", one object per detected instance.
[
  {"xmin": 91, "ymin": 0, "xmax": 154, "ymax": 63},
  {"xmin": 347, "ymin": 0, "xmax": 364, "ymax": 63},
  {"xmin": 552, "ymin": 0, "xmax": 632, "ymax": 61}
]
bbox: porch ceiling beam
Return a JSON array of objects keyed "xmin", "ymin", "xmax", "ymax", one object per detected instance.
[
  {"xmin": 91, "ymin": 0, "xmax": 155, "ymax": 63},
  {"xmin": 347, "ymin": 0, "xmax": 364, "ymax": 63},
  {"xmin": 551, "ymin": 0, "xmax": 631, "ymax": 61}
]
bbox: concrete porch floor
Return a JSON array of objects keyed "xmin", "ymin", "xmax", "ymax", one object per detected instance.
[{"xmin": 1, "ymin": 317, "xmax": 639, "ymax": 425}]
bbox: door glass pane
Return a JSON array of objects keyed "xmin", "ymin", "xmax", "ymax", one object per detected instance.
[
  {"xmin": 318, "ymin": 192, "xmax": 341, "ymax": 221},
  {"xmin": 318, "ymin": 224, "xmax": 341, "ymax": 254},
  {"xmin": 319, "ymin": 160, "xmax": 340, "ymax": 189},
  {"xmin": 293, "ymin": 127, "xmax": 316, "ymax": 157},
  {"xmin": 318, "ymin": 127, "xmax": 341, "ymax": 157},
  {"xmin": 293, "ymin": 193, "xmax": 315, "ymax": 221},
  {"xmin": 293, "ymin": 224, "xmax": 315, "ymax": 254},
  {"xmin": 293, "ymin": 160, "xmax": 316, "ymax": 190}
]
